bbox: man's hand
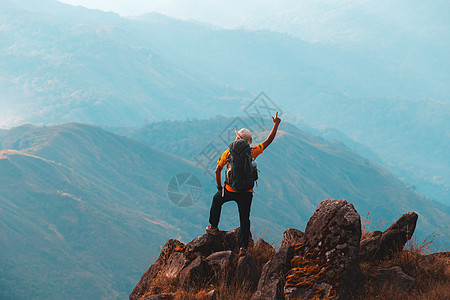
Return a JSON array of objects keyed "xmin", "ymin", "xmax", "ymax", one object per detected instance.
[
  {"xmin": 262, "ymin": 111, "xmax": 281, "ymax": 149},
  {"xmin": 272, "ymin": 111, "xmax": 281, "ymax": 125}
]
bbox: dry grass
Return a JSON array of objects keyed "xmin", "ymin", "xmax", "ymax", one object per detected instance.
[
  {"xmin": 361, "ymin": 212, "xmax": 386, "ymax": 240},
  {"xmin": 141, "ymin": 271, "xmax": 256, "ymax": 300},
  {"xmin": 361, "ymin": 234, "xmax": 450, "ymax": 300},
  {"xmin": 140, "ymin": 274, "xmax": 178, "ymax": 298},
  {"xmin": 213, "ymin": 278, "xmax": 255, "ymax": 300}
]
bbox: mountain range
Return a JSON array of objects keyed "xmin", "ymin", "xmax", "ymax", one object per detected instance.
[
  {"xmin": 128, "ymin": 0, "xmax": 450, "ymax": 49},
  {"xmin": 1, "ymin": 0, "xmax": 448, "ymax": 206},
  {"xmin": 1, "ymin": 120, "xmax": 448, "ymax": 299},
  {"xmin": 1, "ymin": 1, "xmax": 449, "ymax": 298}
]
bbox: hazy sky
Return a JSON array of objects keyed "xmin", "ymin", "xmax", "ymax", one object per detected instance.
[
  {"xmin": 57, "ymin": 0, "xmax": 275, "ymax": 19},
  {"xmin": 57, "ymin": 0, "xmax": 307, "ymax": 31},
  {"xmin": 56, "ymin": 0, "xmax": 322, "ymax": 36},
  {"xmin": 57, "ymin": 0, "xmax": 449, "ymax": 45},
  {"xmin": 59, "ymin": 0, "xmax": 170, "ymax": 16}
]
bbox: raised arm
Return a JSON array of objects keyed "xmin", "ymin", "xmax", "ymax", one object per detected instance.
[{"xmin": 262, "ymin": 112, "xmax": 281, "ymax": 149}]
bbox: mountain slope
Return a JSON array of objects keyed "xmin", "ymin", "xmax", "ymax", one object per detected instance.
[
  {"xmin": 0, "ymin": 123, "xmax": 213, "ymax": 299},
  {"xmin": 0, "ymin": 151, "xmax": 129, "ymax": 299}
]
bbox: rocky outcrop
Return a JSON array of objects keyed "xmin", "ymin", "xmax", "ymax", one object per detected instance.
[
  {"xmin": 130, "ymin": 227, "xmax": 254, "ymax": 300},
  {"xmin": 130, "ymin": 239, "xmax": 184, "ymax": 300},
  {"xmin": 131, "ymin": 200, "xmax": 421, "ymax": 300},
  {"xmin": 360, "ymin": 212, "xmax": 418, "ymax": 260},
  {"xmin": 185, "ymin": 227, "xmax": 253, "ymax": 257},
  {"xmin": 284, "ymin": 199, "xmax": 363, "ymax": 300}
]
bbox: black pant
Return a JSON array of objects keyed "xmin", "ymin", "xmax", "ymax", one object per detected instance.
[{"xmin": 209, "ymin": 188, "xmax": 253, "ymax": 248}]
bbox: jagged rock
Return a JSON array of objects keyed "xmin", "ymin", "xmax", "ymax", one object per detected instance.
[
  {"xmin": 162, "ymin": 252, "xmax": 190, "ymax": 279},
  {"xmin": 251, "ymin": 245, "xmax": 294, "ymax": 300},
  {"xmin": 253, "ymin": 238, "xmax": 274, "ymax": 252},
  {"xmin": 130, "ymin": 239, "xmax": 184, "ymax": 300},
  {"xmin": 179, "ymin": 256, "xmax": 210, "ymax": 288},
  {"xmin": 206, "ymin": 250, "xmax": 236, "ymax": 278},
  {"xmin": 281, "ymin": 228, "xmax": 304, "ymax": 248},
  {"xmin": 376, "ymin": 266, "xmax": 416, "ymax": 292},
  {"xmin": 284, "ymin": 199, "xmax": 363, "ymax": 300},
  {"xmin": 143, "ymin": 293, "xmax": 175, "ymax": 300},
  {"xmin": 236, "ymin": 255, "xmax": 259, "ymax": 289},
  {"xmin": 360, "ymin": 212, "xmax": 418, "ymax": 260},
  {"xmin": 185, "ymin": 233, "xmax": 226, "ymax": 257},
  {"xmin": 185, "ymin": 227, "xmax": 253, "ymax": 258}
]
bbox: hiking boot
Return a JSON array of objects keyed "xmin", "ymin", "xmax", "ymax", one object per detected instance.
[
  {"xmin": 239, "ymin": 247, "xmax": 249, "ymax": 256},
  {"xmin": 205, "ymin": 225, "xmax": 219, "ymax": 235}
]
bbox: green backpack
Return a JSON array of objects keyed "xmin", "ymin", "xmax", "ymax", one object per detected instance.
[{"xmin": 225, "ymin": 139, "xmax": 258, "ymax": 191}]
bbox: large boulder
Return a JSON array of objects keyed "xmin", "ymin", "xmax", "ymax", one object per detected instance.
[
  {"xmin": 360, "ymin": 212, "xmax": 418, "ymax": 260},
  {"xmin": 179, "ymin": 256, "xmax": 211, "ymax": 288},
  {"xmin": 130, "ymin": 239, "xmax": 184, "ymax": 300},
  {"xmin": 284, "ymin": 199, "xmax": 363, "ymax": 300},
  {"xmin": 185, "ymin": 233, "xmax": 227, "ymax": 257},
  {"xmin": 185, "ymin": 227, "xmax": 253, "ymax": 258},
  {"xmin": 251, "ymin": 245, "xmax": 294, "ymax": 300},
  {"xmin": 206, "ymin": 250, "xmax": 236, "ymax": 281}
]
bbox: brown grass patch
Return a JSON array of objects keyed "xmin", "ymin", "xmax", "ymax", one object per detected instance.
[
  {"xmin": 361, "ymin": 234, "xmax": 450, "ymax": 300},
  {"xmin": 361, "ymin": 212, "xmax": 386, "ymax": 240}
]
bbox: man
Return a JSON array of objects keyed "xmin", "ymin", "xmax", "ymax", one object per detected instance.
[{"xmin": 205, "ymin": 112, "xmax": 281, "ymax": 256}]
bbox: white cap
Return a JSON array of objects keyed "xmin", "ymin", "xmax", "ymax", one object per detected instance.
[{"xmin": 235, "ymin": 128, "xmax": 252, "ymax": 144}]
